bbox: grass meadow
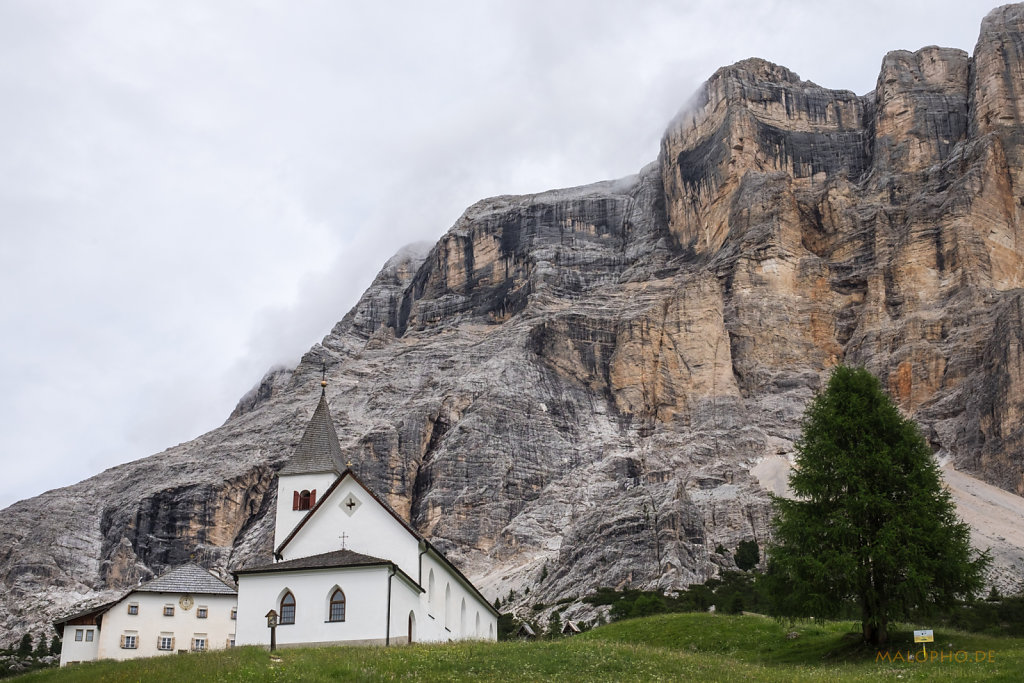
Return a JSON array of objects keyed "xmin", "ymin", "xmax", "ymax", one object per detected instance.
[{"xmin": 17, "ymin": 612, "xmax": 1024, "ymax": 681}]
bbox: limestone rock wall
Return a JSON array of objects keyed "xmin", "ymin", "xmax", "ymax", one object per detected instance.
[{"xmin": 4, "ymin": 3, "xmax": 1024, "ymax": 645}]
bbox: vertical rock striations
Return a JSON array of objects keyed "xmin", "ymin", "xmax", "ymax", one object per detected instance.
[{"xmin": 4, "ymin": 3, "xmax": 1024, "ymax": 643}]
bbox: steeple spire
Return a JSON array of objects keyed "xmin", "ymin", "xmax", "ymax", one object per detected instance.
[{"xmin": 279, "ymin": 374, "xmax": 345, "ymax": 476}]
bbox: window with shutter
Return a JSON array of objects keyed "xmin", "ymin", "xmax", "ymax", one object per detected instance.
[
  {"xmin": 292, "ymin": 490, "xmax": 300, "ymax": 510},
  {"xmin": 310, "ymin": 489, "xmax": 317, "ymax": 506}
]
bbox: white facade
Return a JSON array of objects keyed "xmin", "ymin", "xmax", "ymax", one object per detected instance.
[
  {"xmin": 274, "ymin": 471, "xmax": 335, "ymax": 547},
  {"xmin": 236, "ymin": 469, "xmax": 498, "ymax": 648},
  {"xmin": 58, "ymin": 591, "xmax": 237, "ymax": 667},
  {"xmin": 236, "ymin": 565, "xmax": 422, "ymax": 647},
  {"xmin": 59, "ymin": 624, "xmax": 98, "ymax": 666}
]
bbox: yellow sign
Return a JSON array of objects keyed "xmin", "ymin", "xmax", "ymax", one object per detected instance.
[{"xmin": 914, "ymin": 629, "xmax": 934, "ymax": 643}]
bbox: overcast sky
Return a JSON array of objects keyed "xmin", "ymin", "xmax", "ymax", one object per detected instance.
[{"xmin": 0, "ymin": 0, "xmax": 994, "ymax": 510}]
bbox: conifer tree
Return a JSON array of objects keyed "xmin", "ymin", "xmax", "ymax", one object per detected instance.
[
  {"xmin": 17, "ymin": 633, "xmax": 32, "ymax": 656},
  {"xmin": 768, "ymin": 366, "xmax": 988, "ymax": 646}
]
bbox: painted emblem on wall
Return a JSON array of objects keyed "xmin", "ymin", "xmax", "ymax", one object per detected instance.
[
  {"xmin": 179, "ymin": 594, "xmax": 194, "ymax": 610},
  {"xmin": 341, "ymin": 493, "xmax": 361, "ymax": 516}
]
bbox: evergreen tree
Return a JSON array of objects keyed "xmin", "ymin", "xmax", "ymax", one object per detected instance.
[
  {"xmin": 547, "ymin": 610, "xmax": 562, "ymax": 638},
  {"xmin": 17, "ymin": 633, "xmax": 32, "ymax": 656},
  {"xmin": 33, "ymin": 636, "xmax": 48, "ymax": 658},
  {"xmin": 49, "ymin": 636, "xmax": 61, "ymax": 656},
  {"xmin": 735, "ymin": 540, "xmax": 759, "ymax": 571},
  {"xmin": 768, "ymin": 366, "xmax": 988, "ymax": 646}
]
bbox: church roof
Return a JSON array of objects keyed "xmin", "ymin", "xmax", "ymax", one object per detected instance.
[
  {"xmin": 237, "ymin": 548, "xmax": 391, "ymax": 574},
  {"xmin": 134, "ymin": 562, "xmax": 237, "ymax": 595},
  {"xmin": 279, "ymin": 390, "xmax": 345, "ymax": 476},
  {"xmin": 273, "ymin": 468, "xmax": 499, "ymax": 617},
  {"xmin": 275, "ymin": 468, "xmax": 423, "ymax": 556},
  {"xmin": 234, "ymin": 549, "xmax": 423, "ymax": 593}
]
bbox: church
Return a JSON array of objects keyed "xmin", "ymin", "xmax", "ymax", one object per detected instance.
[{"xmin": 234, "ymin": 380, "xmax": 498, "ymax": 647}]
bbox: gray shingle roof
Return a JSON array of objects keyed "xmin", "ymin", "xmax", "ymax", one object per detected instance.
[
  {"xmin": 279, "ymin": 390, "xmax": 345, "ymax": 475},
  {"xmin": 135, "ymin": 562, "xmax": 237, "ymax": 595},
  {"xmin": 237, "ymin": 548, "xmax": 390, "ymax": 574}
]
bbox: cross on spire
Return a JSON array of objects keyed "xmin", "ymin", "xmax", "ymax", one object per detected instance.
[{"xmin": 320, "ymin": 361, "xmax": 327, "ymax": 395}]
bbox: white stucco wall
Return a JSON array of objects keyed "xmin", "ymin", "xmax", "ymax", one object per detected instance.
[
  {"xmin": 262, "ymin": 471, "xmax": 497, "ymax": 646},
  {"xmin": 236, "ymin": 565, "xmax": 421, "ymax": 647},
  {"xmin": 419, "ymin": 551, "xmax": 497, "ymax": 642},
  {"xmin": 281, "ymin": 477, "xmax": 421, "ymax": 577},
  {"xmin": 95, "ymin": 592, "xmax": 237, "ymax": 661},
  {"xmin": 275, "ymin": 471, "xmax": 337, "ymax": 548},
  {"xmin": 59, "ymin": 624, "xmax": 99, "ymax": 666}
]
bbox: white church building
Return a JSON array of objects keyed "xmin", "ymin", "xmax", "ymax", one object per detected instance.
[{"xmin": 234, "ymin": 383, "xmax": 498, "ymax": 647}]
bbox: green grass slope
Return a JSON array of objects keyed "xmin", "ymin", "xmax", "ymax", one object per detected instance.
[{"xmin": 18, "ymin": 613, "xmax": 1024, "ymax": 682}]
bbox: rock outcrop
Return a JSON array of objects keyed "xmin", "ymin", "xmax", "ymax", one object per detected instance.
[{"xmin": 4, "ymin": 3, "xmax": 1024, "ymax": 644}]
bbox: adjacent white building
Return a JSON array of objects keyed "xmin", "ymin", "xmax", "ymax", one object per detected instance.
[
  {"xmin": 53, "ymin": 563, "xmax": 238, "ymax": 667},
  {"xmin": 234, "ymin": 385, "xmax": 498, "ymax": 647}
]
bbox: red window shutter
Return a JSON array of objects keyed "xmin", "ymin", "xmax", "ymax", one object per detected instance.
[
  {"xmin": 293, "ymin": 491, "xmax": 299, "ymax": 510},
  {"xmin": 310, "ymin": 489, "xmax": 317, "ymax": 507}
]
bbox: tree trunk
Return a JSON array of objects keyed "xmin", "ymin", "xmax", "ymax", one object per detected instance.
[{"xmin": 862, "ymin": 618, "xmax": 889, "ymax": 645}]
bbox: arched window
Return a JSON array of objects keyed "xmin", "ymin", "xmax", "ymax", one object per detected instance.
[
  {"xmin": 460, "ymin": 598, "xmax": 466, "ymax": 637},
  {"xmin": 408, "ymin": 611, "xmax": 416, "ymax": 644},
  {"xmin": 280, "ymin": 591, "xmax": 295, "ymax": 624},
  {"xmin": 428, "ymin": 570, "xmax": 436, "ymax": 613},
  {"xmin": 475, "ymin": 612, "xmax": 481, "ymax": 637},
  {"xmin": 329, "ymin": 588, "xmax": 346, "ymax": 622}
]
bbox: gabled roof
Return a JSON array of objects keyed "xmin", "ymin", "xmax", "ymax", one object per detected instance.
[
  {"xmin": 134, "ymin": 562, "xmax": 237, "ymax": 595},
  {"xmin": 238, "ymin": 548, "xmax": 390, "ymax": 574},
  {"xmin": 275, "ymin": 468, "xmax": 422, "ymax": 556},
  {"xmin": 52, "ymin": 563, "xmax": 235, "ymax": 633},
  {"xmin": 274, "ymin": 468, "xmax": 499, "ymax": 617},
  {"xmin": 279, "ymin": 390, "xmax": 345, "ymax": 476},
  {"xmin": 234, "ymin": 549, "xmax": 423, "ymax": 594},
  {"xmin": 52, "ymin": 598, "xmax": 123, "ymax": 632}
]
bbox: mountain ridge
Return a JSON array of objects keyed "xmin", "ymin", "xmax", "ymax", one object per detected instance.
[{"xmin": 4, "ymin": 3, "xmax": 1024, "ymax": 645}]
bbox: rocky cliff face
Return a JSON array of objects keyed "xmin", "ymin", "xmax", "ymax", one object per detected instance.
[{"xmin": 4, "ymin": 4, "xmax": 1024, "ymax": 644}]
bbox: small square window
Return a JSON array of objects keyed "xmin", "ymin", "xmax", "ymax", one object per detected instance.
[
  {"xmin": 192, "ymin": 637, "xmax": 206, "ymax": 652},
  {"xmin": 158, "ymin": 636, "xmax": 174, "ymax": 651},
  {"xmin": 196, "ymin": 607, "xmax": 208, "ymax": 619},
  {"xmin": 74, "ymin": 629, "xmax": 83, "ymax": 642},
  {"xmin": 127, "ymin": 604, "xmax": 139, "ymax": 615},
  {"xmin": 85, "ymin": 630, "xmax": 94, "ymax": 642},
  {"xmin": 230, "ymin": 607, "xmax": 237, "ymax": 620},
  {"xmin": 164, "ymin": 605, "xmax": 175, "ymax": 617},
  {"xmin": 122, "ymin": 634, "xmax": 137, "ymax": 649}
]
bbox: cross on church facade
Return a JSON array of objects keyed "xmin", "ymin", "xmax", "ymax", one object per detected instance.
[{"xmin": 339, "ymin": 532, "xmax": 348, "ymax": 549}]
